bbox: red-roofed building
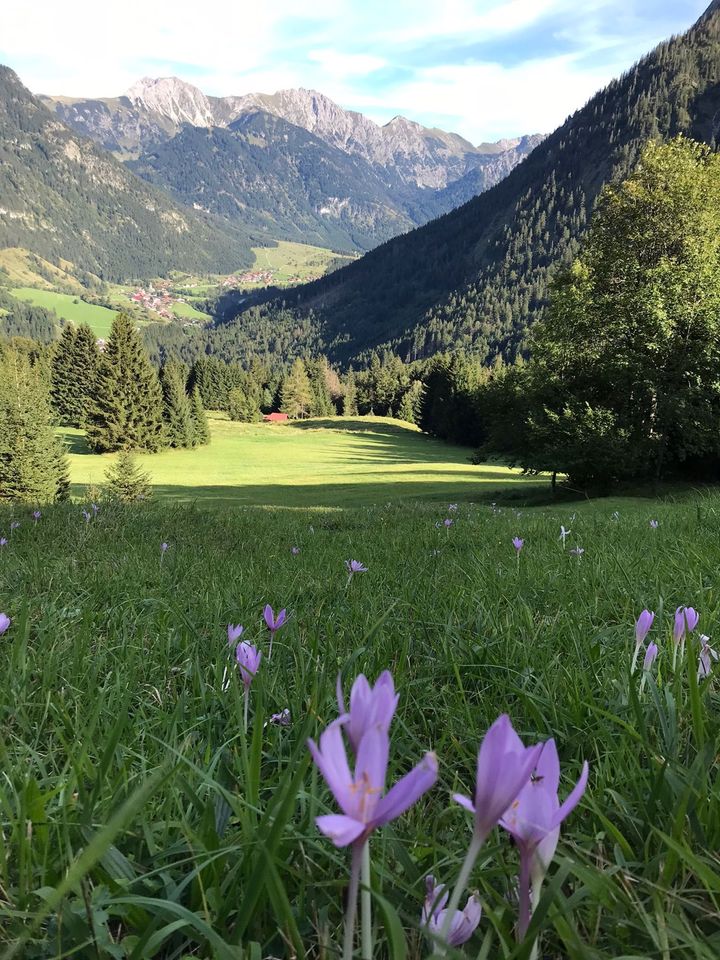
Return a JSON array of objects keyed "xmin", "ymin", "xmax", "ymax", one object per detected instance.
[{"xmin": 263, "ymin": 412, "xmax": 289, "ymax": 422}]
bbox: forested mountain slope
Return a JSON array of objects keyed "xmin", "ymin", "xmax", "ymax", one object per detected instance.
[
  {"xmin": 204, "ymin": 1, "xmax": 720, "ymax": 365},
  {"xmin": 0, "ymin": 67, "xmax": 254, "ymax": 280}
]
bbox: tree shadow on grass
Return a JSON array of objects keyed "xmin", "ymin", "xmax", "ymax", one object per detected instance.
[{"xmin": 69, "ymin": 478, "xmax": 549, "ymax": 509}]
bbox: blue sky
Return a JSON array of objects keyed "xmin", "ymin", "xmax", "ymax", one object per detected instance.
[{"xmin": 0, "ymin": 0, "xmax": 710, "ymax": 142}]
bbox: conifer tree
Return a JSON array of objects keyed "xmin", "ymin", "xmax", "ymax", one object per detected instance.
[
  {"xmin": 280, "ymin": 358, "xmax": 313, "ymax": 419},
  {"xmin": 72, "ymin": 324, "xmax": 100, "ymax": 428},
  {"xmin": 160, "ymin": 360, "xmax": 193, "ymax": 447},
  {"xmin": 189, "ymin": 386, "xmax": 210, "ymax": 446},
  {"xmin": 0, "ymin": 349, "xmax": 69, "ymax": 504},
  {"xmin": 50, "ymin": 324, "xmax": 79, "ymax": 425},
  {"xmin": 86, "ymin": 313, "xmax": 167, "ymax": 453},
  {"xmin": 104, "ymin": 451, "xmax": 151, "ymax": 503},
  {"xmin": 226, "ymin": 387, "xmax": 261, "ymax": 422},
  {"xmin": 343, "ymin": 370, "xmax": 359, "ymax": 416}
]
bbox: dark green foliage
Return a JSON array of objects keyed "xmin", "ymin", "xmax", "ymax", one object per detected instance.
[
  {"xmin": 226, "ymin": 387, "xmax": 261, "ymax": 422},
  {"xmin": 72, "ymin": 324, "xmax": 101, "ymax": 428},
  {"xmin": 418, "ymin": 354, "xmax": 489, "ymax": 446},
  {"xmin": 514, "ymin": 137, "xmax": 720, "ymax": 487},
  {"xmin": 49, "ymin": 323, "xmax": 99, "ymax": 428},
  {"xmin": 305, "ymin": 357, "xmax": 335, "ymax": 416},
  {"xmin": 169, "ymin": 6, "xmax": 720, "ymax": 367},
  {"xmin": 280, "ymin": 359, "xmax": 313, "ymax": 419},
  {"xmin": 104, "ymin": 451, "xmax": 151, "ymax": 502},
  {"xmin": 0, "ymin": 66, "xmax": 253, "ymax": 279},
  {"xmin": 49, "ymin": 325, "xmax": 79, "ymax": 426},
  {"xmin": 86, "ymin": 313, "xmax": 166, "ymax": 453},
  {"xmin": 0, "ymin": 348, "xmax": 69, "ymax": 503},
  {"xmin": 189, "ymin": 387, "xmax": 210, "ymax": 446},
  {"xmin": 160, "ymin": 361, "xmax": 194, "ymax": 448}
]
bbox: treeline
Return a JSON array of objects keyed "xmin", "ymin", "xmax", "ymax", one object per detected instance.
[
  {"xmin": 50, "ymin": 316, "xmax": 209, "ymax": 452},
  {"xmin": 425, "ymin": 137, "xmax": 720, "ymax": 488}
]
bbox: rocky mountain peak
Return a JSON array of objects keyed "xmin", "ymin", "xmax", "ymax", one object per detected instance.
[{"xmin": 125, "ymin": 76, "xmax": 213, "ymax": 127}]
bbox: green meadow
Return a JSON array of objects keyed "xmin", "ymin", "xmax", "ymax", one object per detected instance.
[
  {"xmin": 10, "ymin": 287, "xmax": 119, "ymax": 337},
  {"xmin": 64, "ymin": 416, "xmax": 544, "ymax": 508},
  {"xmin": 1, "ymin": 466, "xmax": 719, "ymax": 957}
]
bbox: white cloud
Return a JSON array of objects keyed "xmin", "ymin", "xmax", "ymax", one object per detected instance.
[{"xmin": 0, "ymin": 0, "xmax": 708, "ymax": 139}]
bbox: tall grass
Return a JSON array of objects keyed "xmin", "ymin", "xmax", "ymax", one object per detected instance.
[{"xmin": 0, "ymin": 495, "xmax": 719, "ymax": 957}]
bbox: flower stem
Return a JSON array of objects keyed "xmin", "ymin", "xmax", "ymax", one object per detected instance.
[
  {"xmin": 361, "ymin": 841, "xmax": 372, "ymax": 960},
  {"xmin": 243, "ymin": 687, "xmax": 249, "ymax": 731},
  {"xmin": 437, "ymin": 830, "xmax": 484, "ymax": 954},
  {"xmin": 518, "ymin": 850, "xmax": 532, "ymax": 941},
  {"xmin": 343, "ymin": 842, "xmax": 363, "ymax": 960}
]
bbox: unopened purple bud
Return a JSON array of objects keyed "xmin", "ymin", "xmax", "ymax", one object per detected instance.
[{"xmin": 0, "ymin": 613, "xmax": 10, "ymax": 634}]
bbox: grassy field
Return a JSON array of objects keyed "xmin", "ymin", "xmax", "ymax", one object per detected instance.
[
  {"xmin": 1, "ymin": 475, "xmax": 719, "ymax": 957},
  {"xmin": 0, "ymin": 248, "xmax": 86, "ymax": 292},
  {"xmin": 65, "ymin": 416, "xmax": 544, "ymax": 508},
  {"xmin": 10, "ymin": 287, "xmax": 119, "ymax": 337},
  {"xmin": 247, "ymin": 240, "xmax": 355, "ymax": 285}
]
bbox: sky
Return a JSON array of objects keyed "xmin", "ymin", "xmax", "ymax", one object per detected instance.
[{"xmin": 0, "ymin": 0, "xmax": 711, "ymax": 143}]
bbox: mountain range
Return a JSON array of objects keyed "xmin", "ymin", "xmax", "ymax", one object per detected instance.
[
  {"xmin": 0, "ymin": 66, "xmax": 253, "ymax": 281},
  {"xmin": 172, "ymin": 0, "xmax": 720, "ymax": 367},
  {"xmin": 40, "ymin": 79, "xmax": 543, "ymax": 252}
]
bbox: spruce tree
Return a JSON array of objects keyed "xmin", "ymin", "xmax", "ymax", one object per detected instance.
[
  {"xmin": 50, "ymin": 324, "xmax": 79, "ymax": 425},
  {"xmin": 86, "ymin": 313, "xmax": 167, "ymax": 453},
  {"xmin": 160, "ymin": 361, "xmax": 193, "ymax": 447},
  {"xmin": 280, "ymin": 359, "xmax": 313, "ymax": 419},
  {"xmin": 189, "ymin": 387, "xmax": 210, "ymax": 446},
  {"xmin": 72, "ymin": 324, "xmax": 100, "ymax": 428},
  {"xmin": 104, "ymin": 451, "xmax": 151, "ymax": 503},
  {"xmin": 0, "ymin": 349, "xmax": 69, "ymax": 504},
  {"xmin": 226, "ymin": 387, "xmax": 261, "ymax": 422}
]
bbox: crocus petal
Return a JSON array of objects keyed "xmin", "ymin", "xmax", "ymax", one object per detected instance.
[
  {"xmin": 534, "ymin": 825, "xmax": 560, "ymax": 875},
  {"xmin": 685, "ymin": 607, "xmax": 699, "ymax": 632},
  {"xmin": 551, "ymin": 761, "xmax": 589, "ymax": 829},
  {"xmin": 452, "ymin": 793, "xmax": 476, "ymax": 813},
  {"xmin": 308, "ymin": 720, "xmax": 354, "ymax": 814},
  {"xmin": 315, "ymin": 814, "xmax": 365, "ymax": 847},
  {"xmin": 446, "ymin": 893, "xmax": 483, "ymax": 947},
  {"xmin": 373, "ymin": 752, "xmax": 438, "ymax": 827},
  {"xmin": 354, "ymin": 724, "xmax": 390, "ymax": 822}
]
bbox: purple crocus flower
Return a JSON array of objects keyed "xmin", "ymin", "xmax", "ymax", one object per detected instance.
[
  {"xmin": 674, "ymin": 606, "xmax": 699, "ymax": 643},
  {"xmin": 291, "ymin": 546, "xmax": 300, "ymax": 555},
  {"xmin": 448, "ymin": 504, "xmax": 458, "ymax": 512},
  {"xmin": 650, "ymin": 519, "xmax": 659, "ymax": 529},
  {"xmin": 91, "ymin": 503, "xmax": 100, "ymax": 515},
  {"xmin": 453, "ymin": 714, "xmax": 543, "ymax": 845},
  {"xmin": 698, "ymin": 636, "xmax": 719, "ymax": 680},
  {"xmin": 559, "ymin": 525, "xmax": 571, "ymax": 546},
  {"xmin": 345, "ymin": 559, "xmax": 368, "ymax": 577},
  {"xmin": 268, "ymin": 708, "xmax": 291, "ymax": 726},
  {"xmin": 0, "ymin": 613, "xmax": 10, "ymax": 635},
  {"xmin": 160, "ymin": 542, "xmax": 169, "ymax": 553},
  {"xmin": 443, "ymin": 518, "xmax": 453, "ymax": 529},
  {"xmin": 512, "ymin": 537, "xmax": 524, "ymax": 554},
  {"xmin": 643, "ymin": 643, "xmax": 659, "ymax": 671},
  {"xmin": 264, "ymin": 604, "xmax": 287, "ymax": 632},
  {"xmin": 81, "ymin": 509, "xmax": 91, "ymax": 523},
  {"xmin": 0, "ymin": 538, "xmax": 7, "ymax": 548},
  {"xmin": 635, "ymin": 610, "xmax": 655, "ymax": 647},
  {"xmin": 32, "ymin": 511, "xmax": 41, "ymax": 522},
  {"xmin": 570, "ymin": 546, "xmax": 584, "ymax": 557},
  {"xmin": 308, "ymin": 718, "xmax": 438, "ymax": 848},
  {"xmin": 10, "ymin": 521, "xmax": 20, "ymax": 531},
  {"xmin": 421, "ymin": 876, "xmax": 482, "ymax": 947},
  {"xmin": 227, "ymin": 623, "xmax": 244, "ymax": 646},
  {"xmin": 337, "ymin": 670, "xmax": 399, "ymax": 752},
  {"xmin": 264, "ymin": 604, "xmax": 286, "ymax": 658},
  {"xmin": 500, "ymin": 739, "xmax": 589, "ymax": 939},
  {"xmin": 236, "ymin": 640, "xmax": 262, "ymax": 690}
]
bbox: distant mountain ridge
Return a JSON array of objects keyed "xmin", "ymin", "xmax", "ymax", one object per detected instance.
[
  {"xmin": 170, "ymin": 1, "xmax": 720, "ymax": 367},
  {"xmin": 40, "ymin": 77, "xmax": 543, "ymax": 254},
  {"xmin": 0, "ymin": 67, "xmax": 254, "ymax": 280},
  {"xmin": 42, "ymin": 77, "xmax": 541, "ymax": 189}
]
